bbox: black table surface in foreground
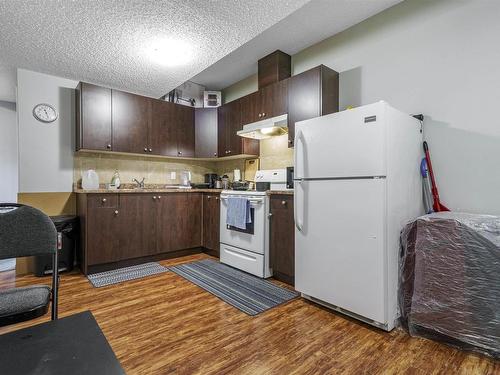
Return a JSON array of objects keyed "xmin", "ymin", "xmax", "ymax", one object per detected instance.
[{"xmin": 0, "ymin": 311, "xmax": 125, "ymax": 375}]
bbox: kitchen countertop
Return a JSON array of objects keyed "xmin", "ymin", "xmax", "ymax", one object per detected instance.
[
  {"xmin": 74, "ymin": 188, "xmax": 223, "ymax": 194},
  {"xmin": 267, "ymin": 190, "xmax": 294, "ymax": 196},
  {"xmin": 74, "ymin": 186, "xmax": 294, "ymax": 195}
]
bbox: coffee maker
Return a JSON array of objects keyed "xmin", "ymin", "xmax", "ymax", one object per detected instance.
[{"xmin": 204, "ymin": 173, "xmax": 218, "ymax": 188}]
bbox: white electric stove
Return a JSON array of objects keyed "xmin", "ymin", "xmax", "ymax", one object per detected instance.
[
  {"xmin": 219, "ymin": 189, "xmax": 270, "ymax": 278},
  {"xmin": 219, "ymin": 169, "xmax": 291, "ymax": 278}
]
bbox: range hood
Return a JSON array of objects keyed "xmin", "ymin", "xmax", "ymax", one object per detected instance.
[{"xmin": 237, "ymin": 114, "xmax": 288, "ymax": 140}]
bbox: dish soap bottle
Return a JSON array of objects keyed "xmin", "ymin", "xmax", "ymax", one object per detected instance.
[{"xmin": 110, "ymin": 170, "xmax": 121, "ymax": 189}]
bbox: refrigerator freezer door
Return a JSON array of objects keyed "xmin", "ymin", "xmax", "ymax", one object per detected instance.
[
  {"xmin": 295, "ymin": 178, "xmax": 387, "ymax": 325},
  {"xmin": 294, "ymin": 102, "xmax": 387, "ymax": 179}
]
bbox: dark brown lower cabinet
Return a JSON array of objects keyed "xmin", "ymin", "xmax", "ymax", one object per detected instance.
[
  {"xmin": 78, "ymin": 192, "xmax": 203, "ymax": 274},
  {"xmin": 269, "ymin": 195, "xmax": 295, "ymax": 285},
  {"xmin": 158, "ymin": 193, "xmax": 202, "ymax": 252},
  {"xmin": 202, "ymin": 193, "xmax": 220, "ymax": 256},
  {"xmin": 124, "ymin": 194, "xmax": 157, "ymax": 258},
  {"xmin": 86, "ymin": 206, "xmax": 120, "ymax": 266}
]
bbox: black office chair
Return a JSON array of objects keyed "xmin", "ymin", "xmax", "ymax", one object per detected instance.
[{"xmin": 0, "ymin": 204, "xmax": 59, "ymax": 327}]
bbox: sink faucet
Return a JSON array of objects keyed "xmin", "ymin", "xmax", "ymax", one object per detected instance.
[{"xmin": 133, "ymin": 177, "xmax": 145, "ymax": 189}]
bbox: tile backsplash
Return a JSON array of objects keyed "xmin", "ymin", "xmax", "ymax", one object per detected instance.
[
  {"xmin": 259, "ymin": 134, "xmax": 293, "ymax": 170},
  {"xmin": 74, "ymin": 152, "xmax": 216, "ymax": 187},
  {"xmin": 74, "ymin": 136, "xmax": 294, "ymax": 188}
]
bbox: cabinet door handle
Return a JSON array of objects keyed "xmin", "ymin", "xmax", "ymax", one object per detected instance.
[
  {"xmin": 207, "ymin": 196, "xmax": 211, "ymax": 199},
  {"xmin": 228, "ymin": 150, "xmax": 231, "ymax": 154},
  {"xmin": 102, "ymin": 198, "xmax": 107, "ymax": 203},
  {"xmin": 281, "ymin": 200, "xmax": 287, "ymax": 206},
  {"xmin": 263, "ymin": 112, "xmax": 266, "ymax": 117},
  {"xmin": 215, "ymin": 197, "xmax": 219, "ymax": 201},
  {"xmin": 106, "ymin": 144, "xmax": 111, "ymax": 149},
  {"xmin": 148, "ymin": 148, "xmax": 152, "ymax": 152},
  {"xmin": 114, "ymin": 210, "xmax": 119, "ymax": 215},
  {"xmin": 258, "ymin": 113, "xmax": 262, "ymax": 118},
  {"xmin": 157, "ymin": 196, "xmax": 161, "ymax": 199},
  {"xmin": 178, "ymin": 151, "xmax": 182, "ymax": 156},
  {"xmin": 144, "ymin": 147, "xmax": 148, "ymax": 152},
  {"xmin": 268, "ymin": 213, "xmax": 273, "ymax": 218},
  {"xmin": 214, "ymin": 152, "xmax": 217, "ymax": 157},
  {"xmin": 153, "ymin": 196, "xmax": 157, "ymax": 200}
]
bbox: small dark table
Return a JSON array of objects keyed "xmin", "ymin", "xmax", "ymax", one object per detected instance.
[{"xmin": 0, "ymin": 311, "xmax": 125, "ymax": 375}]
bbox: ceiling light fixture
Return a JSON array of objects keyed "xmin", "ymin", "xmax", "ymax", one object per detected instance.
[{"xmin": 147, "ymin": 38, "xmax": 193, "ymax": 67}]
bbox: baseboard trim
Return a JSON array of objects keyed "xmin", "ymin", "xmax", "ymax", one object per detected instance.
[
  {"xmin": 201, "ymin": 248, "xmax": 219, "ymax": 258},
  {"xmin": 86, "ymin": 248, "xmax": 202, "ymax": 275}
]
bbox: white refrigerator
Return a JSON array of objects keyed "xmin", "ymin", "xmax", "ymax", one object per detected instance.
[{"xmin": 294, "ymin": 101, "xmax": 423, "ymax": 331}]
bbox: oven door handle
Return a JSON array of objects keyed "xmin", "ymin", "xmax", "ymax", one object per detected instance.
[{"xmin": 220, "ymin": 196, "xmax": 264, "ymax": 205}]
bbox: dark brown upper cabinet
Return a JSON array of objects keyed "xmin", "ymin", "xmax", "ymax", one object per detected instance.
[
  {"xmin": 150, "ymin": 99, "xmax": 178, "ymax": 157},
  {"xmin": 240, "ymin": 91, "xmax": 260, "ymax": 125},
  {"xmin": 75, "ymin": 82, "xmax": 112, "ymax": 151},
  {"xmin": 218, "ymin": 99, "xmax": 259, "ymax": 158},
  {"xmin": 76, "ymin": 82, "xmax": 196, "ymax": 158},
  {"xmin": 240, "ymin": 79, "xmax": 288, "ymax": 126},
  {"xmin": 150, "ymin": 99, "xmax": 195, "ymax": 157},
  {"xmin": 287, "ymin": 65, "xmax": 339, "ymax": 147},
  {"xmin": 195, "ymin": 108, "xmax": 218, "ymax": 158},
  {"xmin": 217, "ymin": 99, "xmax": 238, "ymax": 157},
  {"xmin": 112, "ymin": 90, "xmax": 151, "ymax": 154},
  {"xmin": 258, "ymin": 50, "xmax": 291, "ymax": 89},
  {"xmin": 175, "ymin": 104, "xmax": 195, "ymax": 158}
]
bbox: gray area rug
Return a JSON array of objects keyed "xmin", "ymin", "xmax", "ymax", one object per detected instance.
[
  {"xmin": 87, "ymin": 262, "xmax": 168, "ymax": 288},
  {"xmin": 170, "ymin": 259, "xmax": 299, "ymax": 315}
]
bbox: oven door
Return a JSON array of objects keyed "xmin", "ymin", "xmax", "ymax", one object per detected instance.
[{"xmin": 220, "ymin": 194, "xmax": 266, "ymax": 254}]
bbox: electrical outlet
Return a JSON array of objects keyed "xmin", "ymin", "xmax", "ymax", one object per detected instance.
[{"xmin": 170, "ymin": 171, "xmax": 176, "ymax": 180}]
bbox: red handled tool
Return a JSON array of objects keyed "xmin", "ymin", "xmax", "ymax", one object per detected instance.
[{"xmin": 423, "ymin": 141, "xmax": 449, "ymax": 212}]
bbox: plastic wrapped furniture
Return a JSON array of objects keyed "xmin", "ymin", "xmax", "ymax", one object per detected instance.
[{"xmin": 399, "ymin": 212, "xmax": 500, "ymax": 358}]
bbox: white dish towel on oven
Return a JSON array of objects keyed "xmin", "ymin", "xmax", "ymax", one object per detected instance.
[{"xmin": 226, "ymin": 196, "xmax": 252, "ymax": 230}]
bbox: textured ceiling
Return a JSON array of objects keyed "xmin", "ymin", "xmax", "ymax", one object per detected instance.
[
  {"xmin": 0, "ymin": 0, "xmax": 310, "ymax": 102},
  {"xmin": 192, "ymin": 0, "xmax": 403, "ymax": 89}
]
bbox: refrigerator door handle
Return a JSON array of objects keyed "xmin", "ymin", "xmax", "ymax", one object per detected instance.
[
  {"xmin": 294, "ymin": 130, "xmax": 305, "ymax": 179},
  {"xmin": 294, "ymin": 179, "xmax": 304, "ymax": 232}
]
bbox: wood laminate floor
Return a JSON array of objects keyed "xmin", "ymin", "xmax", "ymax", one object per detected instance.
[{"xmin": 0, "ymin": 253, "xmax": 498, "ymax": 374}]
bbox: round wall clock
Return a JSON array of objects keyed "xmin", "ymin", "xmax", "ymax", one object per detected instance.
[{"xmin": 33, "ymin": 103, "xmax": 58, "ymax": 123}]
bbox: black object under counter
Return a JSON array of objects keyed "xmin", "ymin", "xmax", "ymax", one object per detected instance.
[
  {"xmin": 0, "ymin": 311, "xmax": 125, "ymax": 375},
  {"xmin": 34, "ymin": 215, "xmax": 79, "ymax": 276}
]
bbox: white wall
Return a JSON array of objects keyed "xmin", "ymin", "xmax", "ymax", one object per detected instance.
[
  {"xmin": 0, "ymin": 100, "xmax": 17, "ymax": 271},
  {"xmin": 224, "ymin": 0, "xmax": 500, "ymax": 215},
  {"xmin": 17, "ymin": 69, "xmax": 78, "ymax": 192},
  {"xmin": 292, "ymin": 0, "xmax": 500, "ymax": 214},
  {"xmin": 0, "ymin": 100, "xmax": 18, "ymax": 202}
]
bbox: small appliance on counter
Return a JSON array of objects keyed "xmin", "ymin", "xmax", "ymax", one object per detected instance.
[
  {"xmin": 179, "ymin": 171, "xmax": 192, "ymax": 189},
  {"xmin": 221, "ymin": 175, "xmax": 230, "ymax": 190},
  {"xmin": 255, "ymin": 169, "xmax": 290, "ymax": 192},
  {"xmin": 204, "ymin": 173, "xmax": 218, "ymax": 188}
]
